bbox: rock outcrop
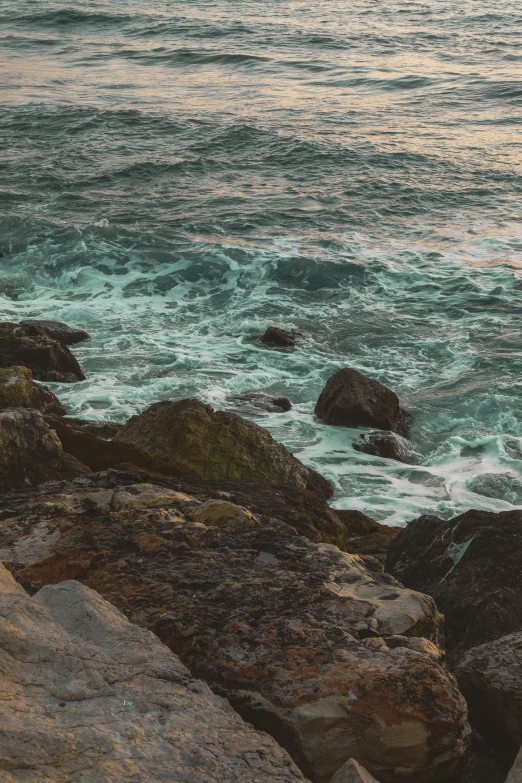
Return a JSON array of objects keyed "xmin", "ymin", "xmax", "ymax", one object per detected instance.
[
  {"xmin": 113, "ymin": 399, "xmax": 333, "ymax": 498},
  {"xmin": 0, "ymin": 408, "xmax": 90, "ymax": 492},
  {"xmin": 335, "ymin": 510, "xmax": 400, "ymax": 567},
  {"xmin": 315, "ymin": 369, "xmax": 409, "ymax": 436},
  {"xmin": 20, "ymin": 319, "xmax": 91, "ymax": 345},
  {"xmin": 353, "ymin": 432, "xmax": 410, "ymax": 463},
  {"xmin": 229, "ymin": 391, "xmax": 293, "ymax": 413},
  {"xmin": 387, "ymin": 509, "xmax": 522, "ymax": 664},
  {"xmin": 260, "ymin": 326, "xmax": 299, "ymax": 347},
  {"xmin": 455, "ymin": 632, "xmax": 522, "ymax": 754},
  {"xmin": 0, "ymin": 468, "xmax": 470, "ymax": 783},
  {"xmin": 331, "ymin": 759, "xmax": 381, "ymax": 783},
  {"xmin": 0, "ymin": 562, "xmax": 307, "ymax": 782},
  {"xmin": 0, "ymin": 322, "xmax": 85, "ymax": 382},
  {"xmin": 0, "ymin": 365, "xmax": 65, "ymax": 415}
]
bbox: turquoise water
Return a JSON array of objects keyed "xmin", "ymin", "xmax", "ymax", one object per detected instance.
[{"xmin": 1, "ymin": 0, "xmax": 522, "ymax": 525}]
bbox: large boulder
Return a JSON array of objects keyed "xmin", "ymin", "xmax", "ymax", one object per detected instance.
[
  {"xmin": 0, "ymin": 408, "xmax": 90, "ymax": 492},
  {"xmin": 387, "ymin": 509, "xmax": 522, "ymax": 664},
  {"xmin": 0, "ymin": 469, "xmax": 470, "ymax": 783},
  {"xmin": 455, "ymin": 632, "xmax": 522, "ymax": 754},
  {"xmin": 353, "ymin": 432, "xmax": 410, "ymax": 463},
  {"xmin": 113, "ymin": 399, "xmax": 333, "ymax": 498},
  {"xmin": 20, "ymin": 318, "xmax": 90, "ymax": 345},
  {"xmin": 315, "ymin": 369, "xmax": 409, "ymax": 436},
  {"xmin": 0, "ymin": 563, "xmax": 307, "ymax": 783},
  {"xmin": 0, "ymin": 322, "xmax": 85, "ymax": 382},
  {"xmin": 0, "ymin": 365, "xmax": 65, "ymax": 415}
]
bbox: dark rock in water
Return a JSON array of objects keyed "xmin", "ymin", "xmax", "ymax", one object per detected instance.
[
  {"xmin": 387, "ymin": 508, "xmax": 522, "ymax": 665},
  {"xmin": 353, "ymin": 431, "xmax": 410, "ymax": 463},
  {"xmin": 0, "ymin": 365, "xmax": 65, "ymax": 415},
  {"xmin": 20, "ymin": 319, "xmax": 91, "ymax": 346},
  {"xmin": 336, "ymin": 509, "xmax": 400, "ymax": 567},
  {"xmin": 0, "ymin": 322, "xmax": 86, "ymax": 383},
  {"xmin": 229, "ymin": 391, "xmax": 292, "ymax": 413},
  {"xmin": 455, "ymin": 632, "xmax": 522, "ymax": 755},
  {"xmin": 260, "ymin": 326, "xmax": 299, "ymax": 347},
  {"xmin": 0, "ymin": 408, "xmax": 90, "ymax": 492},
  {"xmin": 113, "ymin": 398, "xmax": 332, "ymax": 498},
  {"xmin": 315, "ymin": 369, "xmax": 409, "ymax": 436},
  {"xmin": 0, "ymin": 467, "xmax": 469, "ymax": 783}
]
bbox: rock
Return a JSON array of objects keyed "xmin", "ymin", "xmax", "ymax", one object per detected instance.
[
  {"xmin": 20, "ymin": 318, "xmax": 91, "ymax": 345},
  {"xmin": 315, "ymin": 369, "xmax": 409, "ymax": 436},
  {"xmin": 0, "ymin": 365, "xmax": 66, "ymax": 415},
  {"xmin": 353, "ymin": 432, "xmax": 410, "ymax": 463},
  {"xmin": 331, "ymin": 758, "xmax": 380, "ymax": 783},
  {"xmin": 260, "ymin": 326, "xmax": 299, "ymax": 347},
  {"xmin": 0, "ymin": 322, "xmax": 85, "ymax": 382},
  {"xmin": 229, "ymin": 391, "xmax": 293, "ymax": 413},
  {"xmin": 507, "ymin": 746, "xmax": 522, "ymax": 783},
  {"xmin": 459, "ymin": 729, "xmax": 513, "ymax": 783},
  {"xmin": 0, "ymin": 408, "xmax": 90, "ymax": 492},
  {"xmin": 0, "ymin": 468, "xmax": 470, "ymax": 783},
  {"xmin": 335, "ymin": 509, "xmax": 400, "ymax": 567},
  {"xmin": 190, "ymin": 499, "xmax": 260, "ymax": 531},
  {"xmin": 63, "ymin": 417, "xmax": 123, "ymax": 439},
  {"xmin": 455, "ymin": 632, "xmax": 522, "ymax": 754},
  {"xmin": 386, "ymin": 509, "xmax": 522, "ymax": 664},
  {"xmin": 0, "ymin": 563, "xmax": 307, "ymax": 783},
  {"xmin": 113, "ymin": 398, "xmax": 333, "ymax": 498}
]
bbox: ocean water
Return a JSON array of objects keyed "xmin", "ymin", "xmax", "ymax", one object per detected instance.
[{"xmin": 1, "ymin": 0, "xmax": 522, "ymax": 525}]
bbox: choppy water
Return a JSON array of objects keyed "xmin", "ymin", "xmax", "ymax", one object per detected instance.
[{"xmin": 1, "ymin": 0, "xmax": 522, "ymax": 525}]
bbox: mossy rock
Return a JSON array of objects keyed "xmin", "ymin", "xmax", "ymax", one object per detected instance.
[{"xmin": 0, "ymin": 366, "xmax": 65, "ymax": 415}]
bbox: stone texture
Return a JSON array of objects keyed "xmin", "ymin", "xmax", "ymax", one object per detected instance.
[
  {"xmin": 455, "ymin": 632, "xmax": 522, "ymax": 753},
  {"xmin": 61, "ymin": 417, "xmax": 123, "ymax": 439},
  {"xmin": 387, "ymin": 508, "xmax": 522, "ymax": 664},
  {"xmin": 335, "ymin": 510, "xmax": 400, "ymax": 567},
  {"xmin": 113, "ymin": 398, "xmax": 333, "ymax": 498},
  {"xmin": 260, "ymin": 327, "xmax": 299, "ymax": 347},
  {"xmin": 0, "ymin": 562, "xmax": 307, "ymax": 783},
  {"xmin": 315, "ymin": 369, "xmax": 409, "ymax": 436},
  {"xmin": 0, "ymin": 408, "xmax": 90, "ymax": 493},
  {"xmin": 331, "ymin": 758, "xmax": 380, "ymax": 783},
  {"xmin": 353, "ymin": 432, "xmax": 410, "ymax": 463},
  {"xmin": 20, "ymin": 319, "xmax": 91, "ymax": 345},
  {"xmin": 0, "ymin": 468, "xmax": 470, "ymax": 783},
  {"xmin": 0, "ymin": 366, "xmax": 65, "ymax": 415},
  {"xmin": 0, "ymin": 322, "xmax": 85, "ymax": 383},
  {"xmin": 229, "ymin": 391, "xmax": 293, "ymax": 413},
  {"xmin": 507, "ymin": 746, "xmax": 522, "ymax": 783}
]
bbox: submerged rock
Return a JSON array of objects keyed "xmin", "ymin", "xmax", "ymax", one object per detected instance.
[
  {"xmin": 20, "ymin": 319, "xmax": 91, "ymax": 345},
  {"xmin": 353, "ymin": 431, "xmax": 410, "ymax": 463},
  {"xmin": 335, "ymin": 509, "xmax": 400, "ymax": 567},
  {"xmin": 113, "ymin": 398, "xmax": 333, "ymax": 497},
  {"xmin": 455, "ymin": 632, "xmax": 522, "ymax": 754},
  {"xmin": 0, "ymin": 562, "xmax": 306, "ymax": 783},
  {"xmin": 0, "ymin": 468, "xmax": 470, "ymax": 783},
  {"xmin": 229, "ymin": 391, "xmax": 293, "ymax": 412},
  {"xmin": 260, "ymin": 326, "xmax": 299, "ymax": 347},
  {"xmin": 387, "ymin": 509, "xmax": 522, "ymax": 664},
  {"xmin": 0, "ymin": 408, "xmax": 90, "ymax": 493},
  {"xmin": 0, "ymin": 322, "xmax": 85, "ymax": 382},
  {"xmin": 0, "ymin": 365, "xmax": 66, "ymax": 415},
  {"xmin": 315, "ymin": 369, "xmax": 409, "ymax": 436}
]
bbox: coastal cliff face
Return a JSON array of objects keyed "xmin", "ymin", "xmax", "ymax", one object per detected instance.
[{"xmin": 0, "ymin": 468, "xmax": 469, "ymax": 783}]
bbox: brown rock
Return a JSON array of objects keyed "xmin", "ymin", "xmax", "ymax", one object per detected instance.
[
  {"xmin": 315, "ymin": 369, "xmax": 409, "ymax": 436},
  {"xmin": 335, "ymin": 509, "xmax": 400, "ymax": 567},
  {"xmin": 0, "ymin": 468, "xmax": 470, "ymax": 783},
  {"xmin": 20, "ymin": 319, "xmax": 91, "ymax": 345},
  {"xmin": 331, "ymin": 759, "xmax": 380, "ymax": 783},
  {"xmin": 0, "ymin": 322, "xmax": 85, "ymax": 382},
  {"xmin": 113, "ymin": 399, "xmax": 333, "ymax": 498},
  {"xmin": 0, "ymin": 365, "xmax": 65, "ymax": 415},
  {"xmin": 353, "ymin": 432, "xmax": 410, "ymax": 463},
  {"xmin": 260, "ymin": 327, "xmax": 299, "ymax": 347},
  {"xmin": 229, "ymin": 391, "xmax": 293, "ymax": 413}
]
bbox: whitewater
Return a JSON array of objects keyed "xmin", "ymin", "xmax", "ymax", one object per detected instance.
[{"xmin": 1, "ymin": 0, "xmax": 522, "ymax": 525}]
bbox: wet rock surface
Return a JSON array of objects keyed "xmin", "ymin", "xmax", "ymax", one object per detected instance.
[
  {"xmin": 260, "ymin": 326, "xmax": 299, "ymax": 347},
  {"xmin": 387, "ymin": 509, "xmax": 522, "ymax": 665},
  {"xmin": 0, "ymin": 562, "xmax": 307, "ymax": 783},
  {"xmin": 113, "ymin": 398, "xmax": 333, "ymax": 498},
  {"xmin": 0, "ymin": 408, "xmax": 90, "ymax": 493},
  {"xmin": 0, "ymin": 365, "xmax": 65, "ymax": 415},
  {"xmin": 229, "ymin": 391, "xmax": 293, "ymax": 413},
  {"xmin": 0, "ymin": 468, "xmax": 469, "ymax": 783},
  {"xmin": 315, "ymin": 369, "xmax": 409, "ymax": 436},
  {"xmin": 20, "ymin": 319, "xmax": 91, "ymax": 345},
  {"xmin": 353, "ymin": 432, "xmax": 410, "ymax": 463},
  {"xmin": 0, "ymin": 322, "xmax": 85, "ymax": 383}
]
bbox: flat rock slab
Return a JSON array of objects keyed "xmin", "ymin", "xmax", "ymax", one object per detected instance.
[
  {"xmin": 0, "ymin": 562, "xmax": 307, "ymax": 782},
  {"xmin": 0, "ymin": 469, "xmax": 469, "ymax": 783}
]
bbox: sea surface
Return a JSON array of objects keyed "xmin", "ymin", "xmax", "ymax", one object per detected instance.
[{"xmin": 1, "ymin": 0, "xmax": 522, "ymax": 525}]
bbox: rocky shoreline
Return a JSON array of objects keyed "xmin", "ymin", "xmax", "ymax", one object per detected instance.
[{"xmin": 0, "ymin": 320, "xmax": 519, "ymax": 783}]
